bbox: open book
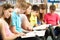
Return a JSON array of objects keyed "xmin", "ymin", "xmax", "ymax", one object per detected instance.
[
  {"xmin": 33, "ymin": 24, "xmax": 50, "ymax": 31},
  {"xmin": 21, "ymin": 24, "xmax": 50, "ymax": 38},
  {"xmin": 21, "ymin": 30, "xmax": 46, "ymax": 38}
]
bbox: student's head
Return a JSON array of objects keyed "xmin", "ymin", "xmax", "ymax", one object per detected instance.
[
  {"xmin": 1, "ymin": 3, "xmax": 14, "ymax": 25},
  {"xmin": 39, "ymin": 4, "xmax": 46, "ymax": 14},
  {"xmin": 1, "ymin": 3, "xmax": 13, "ymax": 19},
  {"xmin": 32, "ymin": 5, "xmax": 39, "ymax": 16},
  {"xmin": 49, "ymin": 5, "xmax": 56, "ymax": 13},
  {"xmin": 16, "ymin": 2, "xmax": 28, "ymax": 14},
  {"xmin": 25, "ymin": 3, "xmax": 32, "ymax": 14},
  {"xmin": 38, "ymin": 4, "xmax": 46, "ymax": 21}
]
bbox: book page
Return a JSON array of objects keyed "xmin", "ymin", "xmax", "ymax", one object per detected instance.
[
  {"xmin": 33, "ymin": 24, "xmax": 50, "ymax": 30},
  {"xmin": 21, "ymin": 30, "xmax": 46, "ymax": 38},
  {"xmin": 21, "ymin": 32, "xmax": 36, "ymax": 38},
  {"xmin": 34, "ymin": 30, "xmax": 46, "ymax": 36}
]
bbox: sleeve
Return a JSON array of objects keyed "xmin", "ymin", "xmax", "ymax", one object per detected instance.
[
  {"xmin": 21, "ymin": 14, "xmax": 32, "ymax": 30},
  {"xmin": 56, "ymin": 14, "xmax": 59, "ymax": 25},
  {"xmin": 21, "ymin": 14, "xmax": 29, "ymax": 24},
  {"xmin": 11, "ymin": 12, "xmax": 16, "ymax": 26}
]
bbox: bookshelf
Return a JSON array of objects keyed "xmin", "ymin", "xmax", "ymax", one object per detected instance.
[{"xmin": 26, "ymin": 0, "xmax": 45, "ymax": 5}]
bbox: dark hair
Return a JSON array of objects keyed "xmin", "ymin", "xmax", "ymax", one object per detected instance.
[
  {"xmin": 1, "ymin": 3, "xmax": 14, "ymax": 25},
  {"xmin": 50, "ymin": 5, "xmax": 56, "ymax": 11},
  {"xmin": 1, "ymin": 3, "xmax": 14, "ymax": 16},
  {"xmin": 38, "ymin": 13, "xmax": 44, "ymax": 21},
  {"xmin": 2, "ymin": 3, "xmax": 14, "ymax": 10},
  {"xmin": 38, "ymin": 4, "xmax": 46, "ymax": 21},
  {"xmin": 39, "ymin": 4, "xmax": 47, "ymax": 10},
  {"xmin": 32, "ymin": 5, "xmax": 39, "ymax": 11}
]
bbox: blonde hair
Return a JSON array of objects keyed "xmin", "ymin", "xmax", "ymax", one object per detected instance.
[
  {"xmin": 16, "ymin": 2, "xmax": 28, "ymax": 10},
  {"xmin": 16, "ymin": 0, "xmax": 26, "ymax": 3}
]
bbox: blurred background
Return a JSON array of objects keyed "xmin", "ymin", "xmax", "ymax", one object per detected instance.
[{"xmin": 0, "ymin": 0, "xmax": 60, "ymax": 16}]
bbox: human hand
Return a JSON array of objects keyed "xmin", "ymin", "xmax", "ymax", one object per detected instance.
[
  {"xmin": 19, "ymin": 32, "xmax": 26, "ymax": 36},
  {"xmin": 27, "ymin": 27, "xmax": 33, "ymax": 31}
]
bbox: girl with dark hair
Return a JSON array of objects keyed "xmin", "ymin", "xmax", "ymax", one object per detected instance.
[{"xmin": 37, "ymin": 4, "xmax": 46, "ymax": 26}]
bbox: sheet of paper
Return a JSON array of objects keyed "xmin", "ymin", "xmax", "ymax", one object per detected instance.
[
  {"xmin": 21, "ymin": 30, "xmax": 46, "ymax": 38},
  {"xmin": 21, "ymin": 32, "xmax": 36, "ymax": 38},
  {"xmin": 34, "ymin": 30, "xmax": 46, "ymax": 36},
  {"xmin": 33, "ymin": 24, "xmax": 50, "ymax": 30}
]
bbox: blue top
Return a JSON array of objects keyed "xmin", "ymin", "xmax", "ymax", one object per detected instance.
[
  {"xmin": 37, "ymin": 19, "xmax": 42, "ymax": 26},
  {"xmin": 11, "ymin": 11, "xmax": 23, "ymax": 32}
]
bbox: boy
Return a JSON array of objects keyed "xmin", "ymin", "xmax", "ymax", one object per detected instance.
[
  {"xmin": 11, "ymin": 2, "xmax": 33, "ymax": 35},
  {"xmin": 44, "ymin": 5, "xmax": 59, "ymax": 40}
]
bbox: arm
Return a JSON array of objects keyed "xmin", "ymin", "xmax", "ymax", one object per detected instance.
[
  {"xmin": 10, "ymin": 26, "xmax": 19, "ymax": 34},
  {"xmin": 56, "ymin": 14, "xmax": 59, "ymax": 25},
  {"xmin": 11, "ymin": 12, "xmax": 19, "ymax": 34},
  {"xmin": 0, "ymin": 22, "xmax": 20, "ymax": 40},
  {"xmin": 56, "ymin": 14, "xmax": 60, "ymax": 27},
  {"xmin": 21, "ymin": 14, "xmax": 33, "ymax": 31}
]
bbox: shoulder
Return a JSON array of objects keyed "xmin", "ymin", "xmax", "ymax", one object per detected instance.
[
  {"xmin": 11, "ymin": 11, "xmax": 17, "ymax": 17},
  {"xmin": 20, "ymin": 14, "xmax": 26, "ymax": 17},
  {"xmin": 20, "ymin": 14, "xmax": 28, "ymax": 22},
  {"xmin": 20, "ymin": 14, "xmax": 27, "ymax": 19},
  {"xmin": 11, "ymin": 11, "xmax": 17, "ymax": 19}
]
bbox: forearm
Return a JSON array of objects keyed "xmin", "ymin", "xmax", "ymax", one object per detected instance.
[
  {"xmin": 22, "ymin": 26, "xmax": 33, "ymax": 31},
  {"xmin": 10, "ymin": 26, "xmax": 19, "ymax": 34},
  {"xmin": 12, "ymin": 30, "xmax": 20, "ymax": 34}
]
